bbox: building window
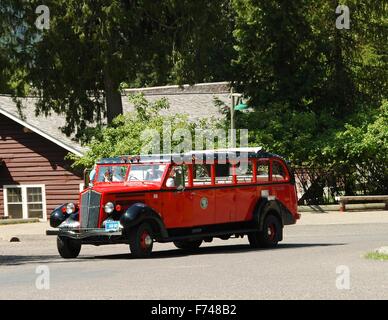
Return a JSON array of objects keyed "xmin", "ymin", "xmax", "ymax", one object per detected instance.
[
  {"xmin": 4, "ymin": 185, "xmax": 46, "ymax": 220},
  {"xmin": 6, "ymin": 188, "xmax": 23, "ymax": 219},
  {"xmin": 26, "ymin": 187, "xmax": 44, "ymax": 218}
]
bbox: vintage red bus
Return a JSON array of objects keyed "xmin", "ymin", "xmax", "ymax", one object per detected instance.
[{"xmin": 49, "ymin": 147, "xmax": 300, "ymax": 258}]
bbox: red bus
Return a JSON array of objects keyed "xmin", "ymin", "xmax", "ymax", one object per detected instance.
[{"xmin": 49, "ymin": 147, "xmax": 300, "ymax": 258}]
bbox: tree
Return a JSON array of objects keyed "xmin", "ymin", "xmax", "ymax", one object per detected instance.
[
  {"xmin": 232, "ymin": 0, "xmax": 387, "ymax": 117},
  {"xmin": 231, "ymin": 0, "xmax": 387, "ymax": 199},
  {"xmin": 0, "ymin": 0, "xmax": 25, "ymax": 94},
  {"xmin": 232, "ymin": 0, "xmax": 324, "ymax": 112},
  {"xmin": 2, "ymin": 0, "xmax": 235, "ymax": 139},
  {"xmin": 320, "ymin": 100, "xmax": 388, "ymax": 195}
]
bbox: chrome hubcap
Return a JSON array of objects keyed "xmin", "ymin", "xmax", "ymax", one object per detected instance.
[{"xmin": 144, "ymin": 235, "xmax": 152, "ymax": 247}]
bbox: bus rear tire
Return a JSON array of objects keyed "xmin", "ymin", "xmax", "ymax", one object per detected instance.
[
  {"xmin": 128, "ymin": 222, "xmax": 154, "ymax": 258},
  {"xmin": 248, "ymin": 214, "xmax": 281, "ymax": 248},
  {"xmin": 174, "ymin": 240, "xmax": 203, "ymax": 251},
  {"xmin": 57, "ymin": 236, "xmax": 81, "ymax": 259}
]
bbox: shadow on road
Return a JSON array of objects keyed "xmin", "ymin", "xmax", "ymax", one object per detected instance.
[
  {"xmin": 80, "ymin": 242, "xmax": 346, "ymax": 261},
  {"xmin": 0, "ymin": 255, "xmax": 64, "ymax": 266},
  {"xmin": 0, "ymin": 243, "xmax": 346, "ymax": 265}
]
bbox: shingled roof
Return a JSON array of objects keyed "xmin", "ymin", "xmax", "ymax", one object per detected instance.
[
  {"xmin": 0, "ymin": 96, "xmax": 87, "ymax": 156},
  {"xmin": 123, "ymin": 82, "xmax": 229, "ymax": 120},
  {"xmin": 0, "ymin": 82, "xmax": 230, "ymax": 156}
]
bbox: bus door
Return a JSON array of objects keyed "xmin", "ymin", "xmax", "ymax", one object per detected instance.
[
  {"xmin": 233, "ymin": 160, "xmax": 257, "ymax": 221},
  {"xmin": 161, "ymin": 164, "xmax": 192, "ymax": 228},
  {"xmin": 190, "ymin": 164, "xmax": 216, "ymax": 226},
  {"xmin": 270, "ymin": 159, "xmax": 292, "ymax": 208},
  {"xmin": 214, "ymin": 162, "xmax": 235, "ymax": 223}
]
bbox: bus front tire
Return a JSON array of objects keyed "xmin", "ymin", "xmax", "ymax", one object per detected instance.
[
  {"xmin": 57, "ymin": 236, "xmax": 81, "ymax": 258},
  {"xmin": 248, "ymin": 214, "xmax": 281, "ymax": 248},
  {"xmin": 128, "ymin": 222, "xmax": 154, "ymax": 258}
]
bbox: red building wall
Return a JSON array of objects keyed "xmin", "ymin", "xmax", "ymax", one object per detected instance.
[{"xmin": 0, "ymin": 114, "xmax": 82, "ymax": 219}]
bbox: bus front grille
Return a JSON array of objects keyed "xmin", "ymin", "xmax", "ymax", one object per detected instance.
[{"xmin": 80, "ymin": 190, "xmax": 101, "ymax": 228}]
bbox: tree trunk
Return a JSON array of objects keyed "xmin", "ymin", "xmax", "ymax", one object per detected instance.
[{"xmin": 104, "ymin": 72, "xmax": 123, "ymax": 123}]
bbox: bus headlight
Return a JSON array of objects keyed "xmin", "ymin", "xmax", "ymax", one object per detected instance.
[
  {"xmin": 66, "ymin": 203, "xmax": 76, "ymax": 214},
  {"xmin": 104, "ymin": 202, "xmax": 114, "ymax": 214}
]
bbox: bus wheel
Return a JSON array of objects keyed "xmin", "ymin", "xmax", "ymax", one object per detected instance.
[
  {"xmin": 57, "ymin": 236, "xmax": 81, "ymax": 258},
  {"xmin": 173, "ymin": 240, "xmax": 203, "ymax": 251},
  {"xmin": 248, "ymin": 214, "xmax": 281, "ymax": 248},
  {"xmin": 129, "ymin": 222, "xmax": 154, "ymax": 258}
]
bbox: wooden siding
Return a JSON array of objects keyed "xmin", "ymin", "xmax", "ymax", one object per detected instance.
[{"xmin": 0, "ymin": 114, "xmax": 82, "ymax": 219}]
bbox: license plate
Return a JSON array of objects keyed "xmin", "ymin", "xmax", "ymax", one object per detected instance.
[{"xmin": 105, "ymin": 221, "xmax": 120, "ymax": 232}]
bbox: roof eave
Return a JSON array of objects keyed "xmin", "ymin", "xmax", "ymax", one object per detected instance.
[{"xmin": 0, "ymin": 107, "xmax": 84, "ymax": 157}]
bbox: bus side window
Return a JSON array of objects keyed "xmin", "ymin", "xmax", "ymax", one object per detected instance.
[
  {"xmin": 193, "ymin": 164, "xmax": 212, "ymax": 186},
  {"xmin": 215, "ymin": 163, "xmax": 233, "ymax": 185},
  {"xmin": 256, "ymin": 160, "xmax": 269, "ymax": 182},
  {"xmin": 166, "ymin": 165, "xmax": 190, "ymax": 188},
  {"xmin": 183, "ymin": 165, "xmax": 190, "ymax": 187},
  {"xmin": 236, "ymin": 161, "xmax": 253, "ymax": 183},
  {"xmin": 272, "ymin": 160, "xmax": 288, "ymax": 182}
]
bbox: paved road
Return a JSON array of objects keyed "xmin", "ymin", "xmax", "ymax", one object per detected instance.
[{"xmin": 0, "ymin": 220, "xmax": 387, "ymax": 299}]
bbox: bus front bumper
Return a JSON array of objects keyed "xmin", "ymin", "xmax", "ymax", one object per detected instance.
[{"xmin": 46, "ymin": 228, "xmax": 123, "ymax": 240}]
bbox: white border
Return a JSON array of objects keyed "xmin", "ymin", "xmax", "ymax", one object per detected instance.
[{"xmin": 3, "ymin": 184, "xmax": 47, "ymax": 221}]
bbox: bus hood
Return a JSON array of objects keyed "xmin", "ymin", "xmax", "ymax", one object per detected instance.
[{"xmin": 88, "ymin": 182, "xmax": 161, "ymax": 194}]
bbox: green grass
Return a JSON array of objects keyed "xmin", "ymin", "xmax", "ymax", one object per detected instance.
[{"xmin": 365, "ymin": 252, "xmax": 388, "ymax": 261}]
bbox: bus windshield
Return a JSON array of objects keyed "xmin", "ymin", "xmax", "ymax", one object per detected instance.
[
  {"xmin": 96, "ymin": 165, "xmax": 129, "ymax": 183},
  {"xmin": 127, "ymin": 164, "xmax": 167, "ymax": 183}
]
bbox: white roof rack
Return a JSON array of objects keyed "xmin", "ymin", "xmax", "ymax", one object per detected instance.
[
  {"xmin": 185, "ymin": 147, "xmax": 262, "ymax": 154},
  {"xmin": 99, "ymin": 147, "xmax": 265, "ymax": 164}
]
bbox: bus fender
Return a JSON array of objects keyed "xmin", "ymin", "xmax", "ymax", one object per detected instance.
[
  {"xmin": 50, "ymin": 204, "xmax": 68, "ymax": 228},
  {"xmin": 120, "ymin": 202, "xmax": 168, "ymax": 238},
  {"xmin": 252, "ymin": 199, "xmax": 283, "ymax": 240}
]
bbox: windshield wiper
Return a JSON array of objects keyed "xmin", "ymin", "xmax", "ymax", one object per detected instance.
[{"xmin": 127, "ymin": 175, "xmax": 146, "ymax": 185}]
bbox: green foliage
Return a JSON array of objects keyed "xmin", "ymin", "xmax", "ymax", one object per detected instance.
[
  {"xmin": 231, "ymin": 0, "xmax": 388, "ymax": 197},
  {"xmin": 1, "ymin": 0, "xmax": 235, "ymax": 137},
  {"xmin": 232, "ymin": 0, "xmax": 324, "ymax": 111},
  {"xmin": 0, "ymin": 0, "xmax": 25, "ymax": 94},
  {"xmin": 232, "ymin": 0, "xmax": 387, "ymax": 115},
  {"xmin": 2, "ymin": 1, "xmax": 387, "ymax": 199},
  {"xmin": 320, "ymin": 101, "xmax": 388, "ymax": 194},
  {"xmin": 365, "ymin": 252, "xmax": 388, "ymax": 261},
  {"xmin": 68, "ymin": 94, "xmax": 220, "ymax": 169}
]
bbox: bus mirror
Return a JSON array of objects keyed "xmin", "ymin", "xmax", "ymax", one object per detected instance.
[{"xmin": 176, "ymin": 185, "xmax": 185, "ymax": 192}]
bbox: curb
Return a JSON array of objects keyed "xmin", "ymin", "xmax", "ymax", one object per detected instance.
[
  {"xmin": 299, "ymin": 203, "xmax": 387, "ymax": 213},
  {"xmin": 0, "ymin": 218, "xmax": 40, "ymax": 226},
  {"xmin": 0, "ymin": 234, "xmax": 49, "ymax": 242}
]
